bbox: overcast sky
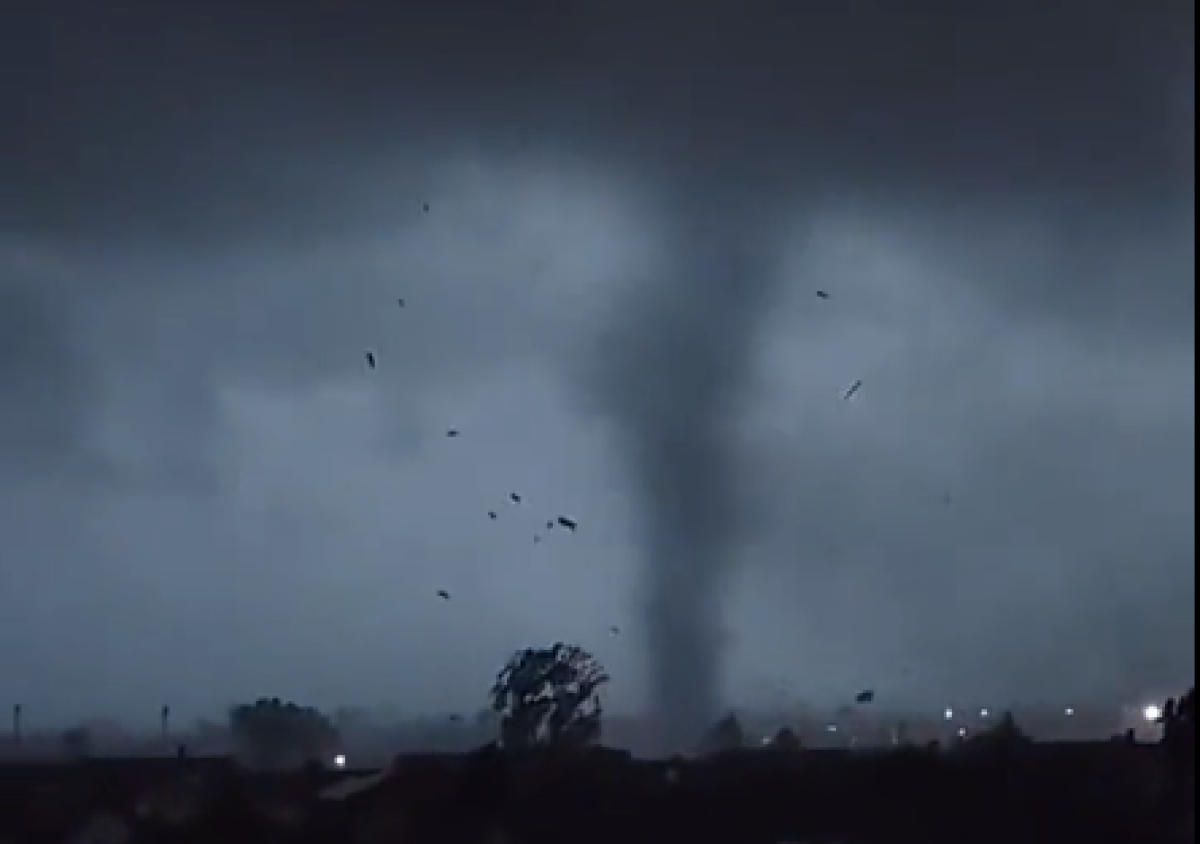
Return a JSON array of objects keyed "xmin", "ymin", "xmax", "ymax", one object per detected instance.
[{"xmin": 1, "ymin": 1, "xmax": 1193, "ymax": 739}]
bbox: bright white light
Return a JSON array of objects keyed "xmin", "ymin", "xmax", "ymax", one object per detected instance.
[
  {"xmin": 332, "ymin": 754, "xmax": 347, "ymax": 768},
  {"xmin": 826, "ymin": 724, "xmax": 838, "ymax": 733},
  {"xmin": 1064, "ymin": 707, "xmax": 1074, "ymax": 716},
  {"xmin": 943, "ymin": 708, "xmax": 954, "ymax": 721},
  {"xmin": 957, "ymin": 727, "xmax": 968, "ymax": 738},
  {"xmin": 1143, "ymin": 705, "xmax": 1162, "ymax": 723},
  {"xmin": 979, "ymin": 708, "xmax": 990, "ymax": 718}
]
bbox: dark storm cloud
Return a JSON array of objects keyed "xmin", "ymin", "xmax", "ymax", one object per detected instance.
[
  {"xmin": 0, "ymin": 1, "xmax": 1191, "ymax": 732},
  {"xmin": 5, "ymin": 1, "xmax": 1190, "ymax": 235},
  {"xmin": 734, "ymin": 232, "xmax": 1194, "ymax": 708}
]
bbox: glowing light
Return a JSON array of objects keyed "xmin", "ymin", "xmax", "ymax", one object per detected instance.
[
  {"xmin": 979, "ymin": 708, "xmax": 990, "ymax": 718},
  {"xmin": 333, "ymin": 754, "xmax": 347, "ymax": 768},
  {"xmin": 1143, "ymin": 704, "xmax": 1162, "ymax": 723},
  {"xmin": 1064, "ymin": 707, "xmax": 1074, "ymax": 716},
  {"xmin": 943, "ymin": 708, "xmax": 954, "ymax": 720}
]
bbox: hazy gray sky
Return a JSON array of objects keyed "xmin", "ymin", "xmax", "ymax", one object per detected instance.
[{"xmin": 1, "ymin": 1, "xmax": 1193, "ymax": 738}]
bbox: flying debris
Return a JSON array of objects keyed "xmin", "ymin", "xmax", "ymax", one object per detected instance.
[
  {"xmin": 609, "ymin": 626, "xmax": 621, "ymax": 636},
  {"xmin": 533, "ymin": 535, "xmax": 542, "ymax": 544},
  {"xmin": 843, "ymin": 379, "xmax": 863, "ymax": 401},
  {"xmin": 437, "ymin": 590, "xmax": 450, "ymax": 600},
  {"xmin": 488, "ymin": 511, "xmax": 497, "ymax": 520},
  {"xmin": 509, "ymin": 493, "xmax": 522, "ymax": 504},
  {"xmin": 816, "ymin": 290, "xmax": 830, "ymax": 299},
  {"xmin": 364, "ymin": 351, "xmax": 376, "ymax": 369},
  {"xmin": 398, "ymin": 298, "xmax": 405, "ymax": 308},
  {"xmin": 422, "ymin": 203, "xmax": 430, "ymax": 213},
  {"xmin": 446, "ymin": 430, "xmax": 460, "ymax": 438},
  {"xmin": 546, "ymin": 520, "xmax": 554, "ymax": 530},
  {"xmin": 556, "ymin": 516, "xmax": 578, "ymax": 532},
  {"xmin": 855, "ymin": 690, "xmax": 875, "ymax": 704}
]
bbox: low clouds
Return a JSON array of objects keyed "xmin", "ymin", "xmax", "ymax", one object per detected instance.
[{"xmin": 732, "ymin": 208, "xmax": 1193, "ymax": 709}]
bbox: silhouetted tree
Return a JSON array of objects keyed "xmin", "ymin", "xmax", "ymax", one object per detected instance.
[
  {"xmin": 768, "ymin": 725, "xmax": 801, "ymax": 751},
  {"xmin": 489, "ymin": 642, "xmax": 608, "ymax": 750},
  {"xmin": 1161, "ymin": 688, "xmax": 1195, "ymax": 750},
  {"xmin": 1160, "ymin": 686, "xmax": 1195, "ymax": 811},
  {"xmin": 963, "ymin": 709, "xmax": 1029, "ymax": 757},
  {"xmin": 698, "ymin": 712, "xmax": 746, "ymax": 755},
  {"xmin": 228, "ymin": 697, "xmax": 339, "ymax": 769}
]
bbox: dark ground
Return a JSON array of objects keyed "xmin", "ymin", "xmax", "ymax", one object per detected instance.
[{"xmin": 0, "ymin": 740, "xmax": 1192, "ymax": 843}]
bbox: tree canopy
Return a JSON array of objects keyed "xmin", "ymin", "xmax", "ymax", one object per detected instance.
[
  {"xmin": 228, "ymin": 697, "xmax": 339, "ymax": 769},
  {"xmin": 489, "ymin": 642, "xmax": 609, "ymax": 750}
]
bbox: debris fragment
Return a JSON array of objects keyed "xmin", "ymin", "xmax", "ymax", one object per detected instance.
[
  {"xmin": 437, "ymin": 590, "xmax": 450, "ymax": 600},
  {"xmin": 609, "ymin": 626, "xmax": 620, "ymax": 636},
  {"xmin": 546, "ymin": 520, "xmax": 554, "ymax": 530},
  {"xmin": 816, "ymin": 290, "xmax": 830, "ymax": 299},
  {"xmin": 422, "ymin": 203, "xmax": 430, "ymax": 213},
  {"xmin": 364, "ymin": 351, "xmax": 376, "ymax": 369},
  {"xmin": 843, "ymin": 379, "xmax": 863, "ymax": 401},
  {"xmin": 398, "ymin": 298, "xmax": 405, "ymax": 308},
  {"xmin": 556, "ymin": 516, "xmax": 578, "ymax": 532},
  {"xmin": 855, "ymin": 690, "xmax": 875, "ymax": 704},
  {"xmin": 488, "ymin": 511, "xmax": 497, "ymax": 520},
  {"xmin": 319, "ymin": 769, "xmax": 390, "ymax": 800},
  {"xmin": 509, "ymin": 493, "xmax": 522, "ymax": 504},
  {"xmin": 446, "ymin": 430, "xmax": 460, "ymax": 438}
]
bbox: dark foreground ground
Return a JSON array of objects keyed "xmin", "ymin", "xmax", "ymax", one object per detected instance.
[{"xmin": 0, "ymin": 741, "xmax": 1193, "ymax": 843}]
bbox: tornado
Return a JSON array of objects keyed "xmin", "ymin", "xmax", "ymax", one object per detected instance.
[{"xmin": 592, "ymin": 199, "xmax": 784, "ymax": 752}]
